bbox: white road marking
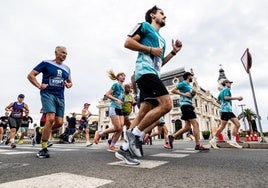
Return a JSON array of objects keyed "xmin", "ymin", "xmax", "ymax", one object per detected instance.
[
  {"xmin": 0, "ymin": 172, "xmax": 113, "ymax": 188},
  {"xmin": 4, "ymin": 151, "xmax": 35, "ymax": 155},
  {"xmin": 151, "ymin": 153, "xmax": 189, "ymax": 158},
  {"xmin": 173, "ymin": 150, "xmax": 198, "ymax": 153},
  {"xmin": 109, "ymin": 160, "xmax": 169, "ymax": 169}
]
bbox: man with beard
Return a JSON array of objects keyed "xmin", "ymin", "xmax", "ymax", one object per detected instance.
[
  {"xmin": 168, "ymin": 72, "xmax": 209, "ymax": 151},
  {"xmin": 115, "ymin": 5, "xmax": 183, "ymax": 165}
]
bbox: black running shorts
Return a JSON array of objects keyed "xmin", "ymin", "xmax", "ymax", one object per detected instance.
[{"xmin": 136, "ymin": 74, "xmax": 169, "ymax": 106}]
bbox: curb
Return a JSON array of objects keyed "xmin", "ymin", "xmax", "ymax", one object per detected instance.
[{"xmin": 217, "ymin": 142, "xmax": 268, "ymax": 149}]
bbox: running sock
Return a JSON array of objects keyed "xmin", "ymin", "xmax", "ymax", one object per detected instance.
[
  {"xmin": 231, "ymin": 136, "xmax": 236, "ymax": 142},
  {"xmin": 41, "ymin": 140, "xmax": 48, "ymax": 149},
  {"xmin": 132, "ymin": 127, "xmax": 142, "ymax": 137},
  {"xmin": 122, "ymin": 141, "xmax": 129, "ymax": 151},
  {"xmin": 39, "ymin": 127, "xmax": 44, "ymax": 134},
  {"xmin": 140, "ymin": 132, "xmax": 146, "ymax": 141}
]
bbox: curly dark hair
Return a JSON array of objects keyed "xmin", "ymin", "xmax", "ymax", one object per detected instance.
[{"xmin": 145, "ymin": 5, "xmax": 161, "ymax": 23}]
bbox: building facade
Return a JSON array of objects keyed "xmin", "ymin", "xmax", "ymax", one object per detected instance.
[{"xmin": 96, "ymin": 67, "xmax": 227, "ymax": 139}]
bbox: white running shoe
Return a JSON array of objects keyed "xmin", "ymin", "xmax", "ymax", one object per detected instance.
[
  {"xmin": 227, "ymin": 141, "xmax": 243, "ymax": 149},
  {"xmin": 86, "ymin": 141, "xmax": 93, "ymax": 147},
  {"xmin": 209, "ymin": 139, "xmax": 219, "ymax": 149},
  {"xmin": 68, "ymin": 135, "xmax": 73, "ymax": 143}
]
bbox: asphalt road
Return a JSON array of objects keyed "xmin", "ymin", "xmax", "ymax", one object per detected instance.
[{"xmin": 0, "ymin": 139, "xmax": 267, "ymax": 188}]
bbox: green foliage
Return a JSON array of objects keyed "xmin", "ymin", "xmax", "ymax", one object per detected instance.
[
  {"xmin": 239, "ymin": 131, "xmax": 247, "ymax": 137},
  {"xmin": 202, "ymin": 130, "xmax": 210, "ymax": 135}
]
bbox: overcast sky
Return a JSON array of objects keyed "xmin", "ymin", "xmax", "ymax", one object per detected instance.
[{"xmin": 1, "ymin": 0, "xmax": 267, "ymax": 131}]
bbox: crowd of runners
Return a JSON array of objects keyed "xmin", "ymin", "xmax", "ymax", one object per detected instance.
[{"xmin": 1, "ymin": 5, "xmax": 244, "ymax": 165}]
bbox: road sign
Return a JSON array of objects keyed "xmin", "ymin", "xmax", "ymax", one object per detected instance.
[{"xmin": 241, "ymin": 48, "xmax": 252, "ymax": 73}]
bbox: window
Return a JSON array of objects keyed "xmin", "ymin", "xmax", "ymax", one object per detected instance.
[
  {"xmin": 173, "ymin": 99, "xmax": 180, "ymax": 108},
  {"xmin": 195, "ymin": 99, "xmax": 198, "ymax": 107},
  {"xmin": 105, "ymin": 110, "xmax": 109, "ymax": 117}
]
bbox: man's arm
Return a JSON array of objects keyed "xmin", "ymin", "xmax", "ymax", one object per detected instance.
[
  {"xmin": 224, "ymin": 96, "xmax": 243, "ymax": 101},
  {"xmin": 171, "ymin": 87, "xmax": 191, "ymax": 97},
  {"xmin": 27, "ymin": 70, "xmax": 42, "ymax": 89},
  {"xmin": 162, "ymin": 39, "xmax": 182, "ymax": 66},
  {"xmin": 124, "ymin": 35, "xmax": 150, "ymax": 53}
]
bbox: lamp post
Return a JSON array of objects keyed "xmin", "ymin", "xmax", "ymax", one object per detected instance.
[{"xmin": 238, "ymin": 104, "xmax": 246, "ymax": 131}]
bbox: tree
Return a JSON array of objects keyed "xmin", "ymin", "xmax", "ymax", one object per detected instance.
[{"xmin": 238, "ymin": 108, "xmax": 257, "ymax": 134}]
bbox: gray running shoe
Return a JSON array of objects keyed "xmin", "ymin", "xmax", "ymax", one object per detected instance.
[
  {"xmin": 37, "ymin": 148, "xmax": 50, "ymax": 159},
  {"xmin": 115, "ymin": 147, "xmax": 140, "ymax": 165},
  {"xmin": 126, "ymin": 129, "xmax": 142, "ymax": 157}
]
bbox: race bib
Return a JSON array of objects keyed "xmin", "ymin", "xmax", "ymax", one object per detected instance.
[
  {"xmin": 49, "ymin": 76, "xmax": 64, "ymax": 87},
  {"xmin": 11, "ymin": 112, "xmax": 22, "ymax": 119},
  {"xmin": 153, "ymin": 57, "xmax": 162, "ymax": 71}
]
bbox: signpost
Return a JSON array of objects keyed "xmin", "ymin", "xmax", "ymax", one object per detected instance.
[{"xmin": 241, "ymin": 48, "xmax": 266, "ymax": 142}]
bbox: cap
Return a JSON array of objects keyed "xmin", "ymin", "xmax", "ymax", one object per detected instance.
[
  {"xmin": 84, "ymin": 103, "xmax": 90, "ymax": 106},
  {"xmin": 18, "ymin": 94, "xmax": 25, "ymax": 98},
  {"xmin": 222, "ymin": 79, "xmax": 233, "ymax": 86},
  {"xmin": 183, "ymin": 72, "xmax": 194, "ymax": 80}
]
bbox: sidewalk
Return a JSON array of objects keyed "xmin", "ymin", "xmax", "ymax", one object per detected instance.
[{"xmin": 216, "ymin": 141, "xmax": 268, "ymax": 149}]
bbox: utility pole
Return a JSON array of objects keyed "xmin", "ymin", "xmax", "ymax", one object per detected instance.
[
  {"xmin": 238, "ymin": 104, "xmax": 246, "ymax": 131},
  {"xmin": 241, "ymin": 48, "xmax": 266, "ymax": 142}
]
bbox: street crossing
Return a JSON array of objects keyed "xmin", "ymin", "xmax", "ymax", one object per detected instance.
[{"xmin": 0, "ymin": 141, "xmax": 209, "ymax": 187}]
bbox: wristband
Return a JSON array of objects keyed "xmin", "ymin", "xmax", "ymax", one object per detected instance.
[{"xmin": 171, "ymin": 51, "xmax": 176, "ymax": 56}]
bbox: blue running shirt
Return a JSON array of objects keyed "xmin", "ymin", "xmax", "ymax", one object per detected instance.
[
  {"xmin": 218, "ymin": 87, "xmax": 232, "ymax": 112},
  {"xmin": 33, "ymin": 60, "xmax": 71, "ymax": 99},
  {"xmin": 110, "ymin": 82, "xmax": 125, "ymax": 109},
  {"xmin": 176, "ymin": 81, "xmax": 193, "ymax": 106},
  {"xmin": 130, "ymin": 22, "xmax": 166, "ymax": 81}
]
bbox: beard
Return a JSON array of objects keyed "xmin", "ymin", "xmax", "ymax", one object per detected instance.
[
  {"xmin": 156, "ymin": 18, "xmax": 166, "ymax": 27},
  {"xmin": 159, "ymin": 21, "xmax": 165, "ymax": 27}
]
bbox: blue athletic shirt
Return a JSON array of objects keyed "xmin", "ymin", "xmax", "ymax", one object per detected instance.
[
  {"xmin": 176, "ymin": 81, "xmax": 193, "ymax": 107},
  {"xmin": 33, "ymin": 60, "xmax": 71, "ymax": 99},
  {"xmin": 110, "ymin": 82, "xmax": 125, "ymax": 109},
  {"xmin": 129, "ymin": 22, "xmax": 166, "ymax": 81},
  {"xmin": 218, "ymin": 87, "xmax": 232, "ymax": 112},
  {"xmin": 10, "ymin": 102, "xmax": 24, "ymax": 119}
]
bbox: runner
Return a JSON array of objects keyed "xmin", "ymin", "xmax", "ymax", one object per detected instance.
[
  {"xmin": 94, "ymin": 70, "xmax": 125, "ymax": 152},
  {"xmin": 168, "ymin": 72, "xmax": 209, "ymax": 151},
  {"xmin": 68, "ymin": 103, "xmax": 93, "ymax": 146},
  {"xmin": 5, "ymin": 94, "xmax": 29, "ymax": 148},
  {"xmin": 0, "ymin": 112, "xmax": 9, "ymax": 144},
  {"xmin": 18, "ymin": 111, "xmax": 33, "ymax": 144},
  {"xmin": 209, "ymin": 79, "xmax": 243, "ymax": 149},
  {"xmin": 115, "ymin": 5, "xmax": 182, "ymax": 165},
  {"xmin": 27, "ymin": 46, "xmax": 72, "ymax": 158}
]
